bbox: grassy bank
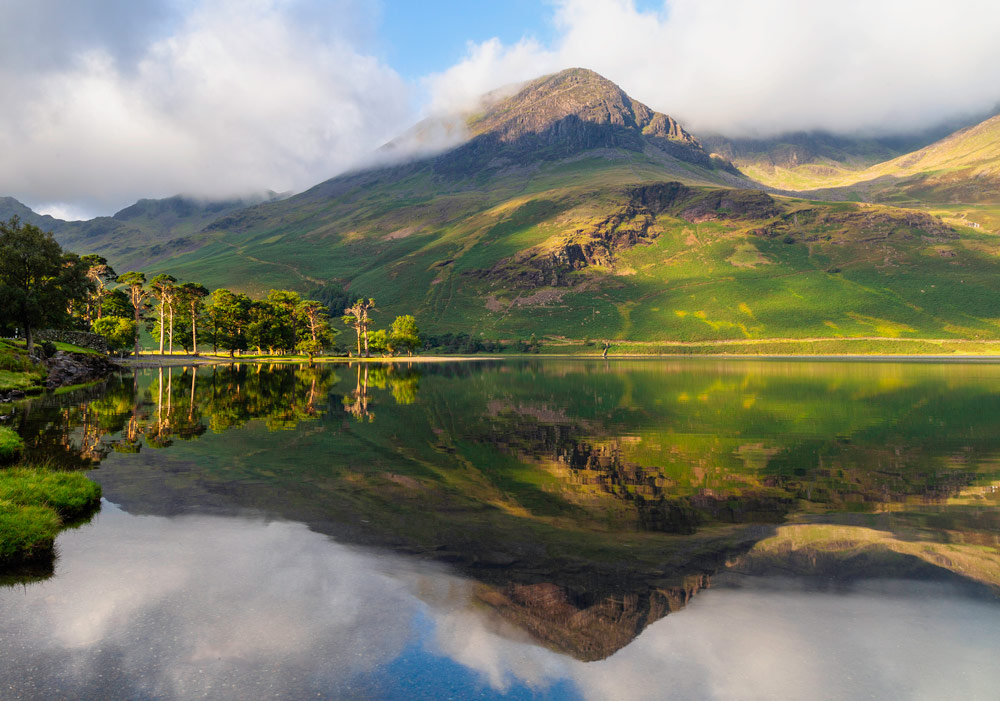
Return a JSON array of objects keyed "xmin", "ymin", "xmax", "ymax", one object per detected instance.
[
  {"xmin": 0, "ymin": 466, "xmax": 102, "ymax": 565},
  {"xmin": 119, "ymin": 336, "xmax": 1000, "ymax": 367},
  {"xmin": 0, "ymin": 427, "xmax": 24, "ymax": 461},
  {"xmin": 0, "ymin": 340, "xmax": 47, "ymax": 393},
  {"xmin": 538, "ymin": 337, "xmax": 1000, "ymax": 357}
]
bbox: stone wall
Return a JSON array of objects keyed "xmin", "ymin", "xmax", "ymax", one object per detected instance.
[{"xmin": 36, "ymin": 329, "xmax": 108, "ymax": 354}]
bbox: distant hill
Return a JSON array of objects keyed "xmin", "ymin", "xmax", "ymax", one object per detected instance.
[
  {"xmin": 0, "ymin": 193, "xmax": 284, "ymax": 271},
  {"xmin": 699, "ymin": 132, "xmax": 924, "ymax": 191},
  {"xmin": 6, "ymin": 68, "xmax": 1000, "ymax": 348},
  {"xmin": 805, "ymin": 112, "xmax": 1000, "ymax": 205},
  {"xmin": 697, "ymin": 113, "xmax": 986, "ymax": 192}
]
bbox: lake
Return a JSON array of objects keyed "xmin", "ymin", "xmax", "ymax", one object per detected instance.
[{"xmin": 2, "ymin": 359, "xmax": 1000, "ymax": 699}]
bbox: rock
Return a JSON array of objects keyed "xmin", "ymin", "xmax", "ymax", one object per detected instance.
[{"xmin": 43, "ymin": 351, "xmax": 120, "ymax": 389}]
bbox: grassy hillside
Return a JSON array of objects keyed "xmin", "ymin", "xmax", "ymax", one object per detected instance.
[
  {"xmin": 0, "ymin": 193, "xmax": 281, "ymax": 273},
  {"xmin": 717, "ymin": 113, "xmax": 1000, "ymax": 235},
  {"xmin": 11, "ymin": 68, "xmax": 1000, "ymax": 348},
  {"xmin": 816, "ymin": 113, "xmax": 1000, "ymax": 204},
  {"xmin": 147, "ymin": 163, "xmax": 1000, "ymax": 345},
  {"xmin": 700, "ymin": 131, "xmax": 913, "ymax": 191},
  {"xmin": 697, "ymin": 119, "xmax": 976, "ymax": 193}
]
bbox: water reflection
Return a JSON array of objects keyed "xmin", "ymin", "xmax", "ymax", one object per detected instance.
[
  {"xmin": 2, "ymin": 502, "xmax": 998, "ymax": 700},
  {"xmin": 4, "ymin": 359, "xmax": 1000, "ymax": 669}
]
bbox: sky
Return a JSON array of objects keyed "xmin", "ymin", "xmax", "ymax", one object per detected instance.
[{"xmin": 2, "ymin": 0, "xmax": 999, "ymax": 219}]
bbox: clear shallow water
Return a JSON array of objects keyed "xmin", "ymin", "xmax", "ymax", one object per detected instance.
[{"xmin": 2, "ymin": 359, "xmax": 1000, "ymax": 699}]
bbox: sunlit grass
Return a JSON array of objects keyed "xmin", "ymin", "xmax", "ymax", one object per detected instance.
[
  {"xmin": 0, "ymin": 466, "xmax": 102, "ymax": 564},
  {"xmin": 0, "ymin": 428, "xmax": 24, "ymax": 462}
]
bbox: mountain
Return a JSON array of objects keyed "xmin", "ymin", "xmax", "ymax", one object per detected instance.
[
  {"xmin": 0, "ymin": 193, "xmax": 283, "ymax": 271},
  {"xmin": 11, "ymin": 67, "xmax": 1000, "ymax": 349},
  {"xmin": 442, "ymin": 67, "xmax": 726, "ymax": 172},
  {"xmin": 699, "ymin": 131, "xmax": 927, "ymax": 191},
  {"xmin": 697, "ymin": 115, "xmax": 982, "ymax": 192},
  {"xmin": 805, "ymin": 112, "xmax": 1000, "ymax": 205}
]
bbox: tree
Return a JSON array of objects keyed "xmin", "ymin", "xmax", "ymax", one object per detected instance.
[
  {"xmin": 117, "ymin": 272, "xmax": 149, "ymax": 357},
  {"xmin": 342, "ymin": 298, "xmax": 375, "ymax": 357},
  {"xmin": 389, "ymin": 315, "xmax": 421, "ymax": 357},
  {"xmin": 80, "ymin": 254, "xmax": 117, "ymax": 322},
  {"xmin": 176, "ymin": 282, "xmax": 208, "ymax": 354},
  {"xmin": 368, "ymin": 329, "xmax": 390, "ymax": 356},
  {"xmin": 266, "ymin": 289, "xmax": 302, "ymax": 353},
  {"xmin": 205, "ymin": 288, "xmax": 251, "ymax": 357},
  {"xmin": 247, "ymin": 300, "xmax": 281, "ymax": 354},
  {"xmin": 93, "ymin": 316, "xmax": 136, "ymax": 356},
  {"xmin": 150, "ymin": 273, "xmax": 178, "ymax": 355},
  {"xmin": 295, "ymin": 299, "xmax": 332, "ymax": 362},
  {"xmin": 0, "ymin": 216, "xmax": 92, "ymax": 355},
  {"xmin": 102, "ymin": 288, "xmax": 131, "ymax": 319}
]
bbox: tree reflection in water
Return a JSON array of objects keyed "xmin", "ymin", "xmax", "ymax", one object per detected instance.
[{"xmin": 5, "ymin": 359, "xmax": 1000, "ymax": 660}]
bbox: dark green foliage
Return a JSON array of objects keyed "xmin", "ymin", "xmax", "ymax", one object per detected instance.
[
  {"xmin": 102, "ymin": 288, "xmax": 131, "ymax": 318},
  {"xmin": 80, "ymin": 253, "xmax": 117, "ymax": 322},
  {"xmin": 0, "ymin": 217, "xmax": 92, "ymax": 355},
  {"xmin": 174, "ymin": 282, "xmax": 209, "ymax": 353},
  {"xmin": 205, "ymin": 288, "xmax": 251, "ymax": 356},
  {"xmin": 295, "ymin": 299, "xmax": 333, "ymax": 360},
  {"xmin": 309, "ymin": 282, "xmax": 352, "ymax": 318},
  {"xmin": 149, "ymin": 274, "xmax": 178, "ymax": 353}
]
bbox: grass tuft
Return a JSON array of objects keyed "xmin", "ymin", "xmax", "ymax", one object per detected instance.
[
  {"xmin": 0, "ymin": 427, "xmax": 24, "ymax": 462},
  {"xmin": 0, "ymin": 468, "xmax": 102, "ymax": 520},
  {"xmin": 0, "ymin": 466, "xmax": 102, "ymax": 566},
  {"xmin": 0, "ymin": 500, "xmax": 61, "ymax": 561}
]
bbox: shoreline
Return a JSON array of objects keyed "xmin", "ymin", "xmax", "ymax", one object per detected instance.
[{"xmin": 116, "ymin": 351, "xmax": 1000, "ymax": 367}]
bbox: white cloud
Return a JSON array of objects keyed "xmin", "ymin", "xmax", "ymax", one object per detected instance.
[
  {"xmin": 424, "ymin": 0, "xmax": 1000, "ymax": 138},
  {"xmin": 6, "ymin": 0, "xmax": 1000, "ymax": 218},
  {"xmin": 0, "ymin": 0, "xmax": 412, "ymax": 217}
]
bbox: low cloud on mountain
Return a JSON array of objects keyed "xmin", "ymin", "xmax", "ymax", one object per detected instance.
[
  {"xmin": 427, "ymin": 0, "xmax": 1000, "ymax": 137},
  {"xmin": 3, "ymin": 0, "xmax": 999, "ymax": 217}
]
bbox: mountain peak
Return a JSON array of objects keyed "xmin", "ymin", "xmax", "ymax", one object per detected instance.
[
  {"xmin": 432, "ymin": 67, "xmax": 712, "ymax": 175},
  {"xmin": 469, "ymin": 67, "xmax": 697, "ymax": 146}
]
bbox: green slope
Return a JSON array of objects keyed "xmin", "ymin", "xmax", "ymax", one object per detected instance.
[
  {"xmin": 151, "ymin": 168, "xmax": 1000, "ymax": 345},
  {"xmin": 13, "ymin": 68, "xmax": 1000, "ymax": 348},
  {"xmin": 0, "ymin": 193, "xmax": 282, "ymax": 272}
]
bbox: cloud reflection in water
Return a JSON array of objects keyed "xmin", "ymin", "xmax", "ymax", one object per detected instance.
[{"xmin": 2, "ymin": 502, "xmax": 1000, "ymax": 700}]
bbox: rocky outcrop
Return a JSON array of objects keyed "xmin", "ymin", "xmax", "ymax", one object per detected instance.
[
  {"xmin": 44, "ymin": 351, "xmax": 119, "ymax": 389},
  {"xmin": 479, "ymin": 182, "xmax": 781, "ymax": 287},
  {"xmin": 476, "ymin": 575, "xmax": 711, "ymax": 661},
  {"xmin": 435, "ymin": 68, "xmax": 718, "ymax": 174},
  {"xmin": 751, "ymin": 205, "xmax": 956, "ymax": 242}
]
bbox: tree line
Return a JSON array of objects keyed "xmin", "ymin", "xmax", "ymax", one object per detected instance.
[{"xmin": 0, "ymin": 216, "xmax": 421, "ymax": 360}]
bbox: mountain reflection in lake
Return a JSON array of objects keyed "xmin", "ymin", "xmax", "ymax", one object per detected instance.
[{"xmin": 3, "ymin": 359, "xmax": 1000, "ymax": 699}]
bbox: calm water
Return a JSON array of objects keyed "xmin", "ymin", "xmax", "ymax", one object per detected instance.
[{"xmin": 2, "ymin": 359, "xmax": 1000, "ymax": 699}]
